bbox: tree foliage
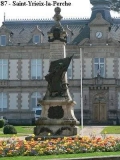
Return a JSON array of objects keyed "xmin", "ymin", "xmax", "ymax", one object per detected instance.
[{"xmin": 111, "ymin": 0, "xmax": 120, "ymax": 12}]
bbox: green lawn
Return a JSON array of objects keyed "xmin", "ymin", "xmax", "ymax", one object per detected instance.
[
  {"xmin": 101, "ymin": 126, "xmax": 120, "ymax": 134},
  {"xmin": 1, "ymin": 125, "xmax": 120, "ymax": 137},
  {"xmin": 14, "ymin": 126, "xmax": 34, "ymax": 134},
  {"xmin": 0, "ymin": 126, "xmax": 34, "ymax": 137},
  {"xmin": 0, "ymin": 152, "xmax": 120, "ymax": 160}
]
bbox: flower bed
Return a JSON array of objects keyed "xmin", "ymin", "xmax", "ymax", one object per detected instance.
[{"xmin": 0, "ymin": 135, "xmax": 120, "ymax": 157}]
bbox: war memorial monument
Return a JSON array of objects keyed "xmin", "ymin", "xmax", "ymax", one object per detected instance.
[{"xmin": 33, "ymin": 7, "xmax": 80, "ymax": 138}]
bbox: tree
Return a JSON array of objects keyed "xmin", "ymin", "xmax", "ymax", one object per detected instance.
[{"xmin": 111, "ymin": 0, "xmax": 120, "ymax": 12}]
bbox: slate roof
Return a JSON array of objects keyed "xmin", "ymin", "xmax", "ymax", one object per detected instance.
[
  {"xmin": 72, "ymin": 25, "xmax": 90, "ymax": 45},
  {"xmin": 2, "ymin": 0, "xmax": 120, "ymax": 45},
  {"xmin": 113, "ymin": 18, "xmax": 120, "ymax": 24},
  {"xmin": 3, "ymin": 15, "xmax": 120, "ymax": 45},
  {"xmin": 3, "ymin": 18, "xmax": 89, "ymax": 44}
]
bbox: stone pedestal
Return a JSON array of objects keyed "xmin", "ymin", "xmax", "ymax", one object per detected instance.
[
  {"xmin": 34, "ymin": 99, "xmax": 80, "ymax": 136},
  {"xmin": 50, "ymin": 41, "xmax": 66, "ymax": 61}
]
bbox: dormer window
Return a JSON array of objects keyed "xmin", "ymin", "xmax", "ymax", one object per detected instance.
[
  {"xmin": 65, "ymin": 25, "xmax": 73, "ymax": 44},
  {"xmin": 31, "ymin": 26, "xmax": 44, "ymax": 44},
  {"xmin": 67, "ymin": 35, "xmax": 71, "ymax": 43},
  {"xmin": 0, "ymin": 35, "xmax": 6, "ymax": 46},
  {"xmin": 33, "ymin": 35, "xmax": 41, "ymax": 44}
]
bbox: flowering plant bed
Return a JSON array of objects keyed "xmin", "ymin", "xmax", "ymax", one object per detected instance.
[{"xmin": 0, "ymin": 135, "xmax": 120, "ymax": 157}]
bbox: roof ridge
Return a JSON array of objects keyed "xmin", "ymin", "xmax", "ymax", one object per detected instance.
[
  {"xmin": 5, "ymin": 18, "xmax": 53, "ymax": 21},
  {"xmin": 5, "ymin": 17, "xmax": 90, "ymax": 22}
]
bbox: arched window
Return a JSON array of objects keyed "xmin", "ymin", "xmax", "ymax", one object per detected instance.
[
  {"xmin": 0, "ymin": 93, "xmax": 7, "ymax": 111},
  {"xmin": 31, "ymin": 92, "xmax": 42, "ymax": 110}
]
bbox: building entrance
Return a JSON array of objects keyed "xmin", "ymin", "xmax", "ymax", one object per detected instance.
[{"xmin": 93, "ymin": 94, "xmax": 107, "ymax": 122}]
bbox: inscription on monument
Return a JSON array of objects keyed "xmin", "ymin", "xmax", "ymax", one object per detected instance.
[{"xmin": 48, "ymin": 106, "xmax": 64, "ymax": 119}]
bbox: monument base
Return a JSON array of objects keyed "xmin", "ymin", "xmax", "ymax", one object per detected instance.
[
  {"xmin": 34, "ymin": 122, "xmax": 80, "ymax": 136},
  {"xmin": 25, "ymin": 126, "xmax": 80, "ymax": 141},
  {"xmin": 34, "ymin": 99, "xmax": 80, "ymax": 137}
]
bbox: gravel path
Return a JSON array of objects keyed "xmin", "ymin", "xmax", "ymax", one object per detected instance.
[
  {"xmin": 80, "ymin": 126, "xmax": 105, "ymax": 136},
  {"xmin": 80, "ymin": 126, "xmax": 120, "ymax": 138}
]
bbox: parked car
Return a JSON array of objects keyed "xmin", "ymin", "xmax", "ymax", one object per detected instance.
[{"xmin": 34, "ymin": 108, "xmax": 42, "ymax": 121}]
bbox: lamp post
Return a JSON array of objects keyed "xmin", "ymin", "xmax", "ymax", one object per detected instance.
[{"xmin": 80, "ymin": 48, "xmax": 83, "ymax": 136}]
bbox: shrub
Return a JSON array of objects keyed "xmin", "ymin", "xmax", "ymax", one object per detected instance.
[
  {"xmin": 3, "ymin": 125, "xmax": 17, "ymax": 134},
  {"xmin": 0, "ymin": 119, "xmax": 5, "ymax": 128}
]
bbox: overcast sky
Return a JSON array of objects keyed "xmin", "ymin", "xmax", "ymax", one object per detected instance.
[{"xmin": 0, "ymin": 0, "xmax": 119, "ymax": 25}]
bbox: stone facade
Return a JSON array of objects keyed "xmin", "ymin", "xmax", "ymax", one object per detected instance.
[{"xmin": 0, "ymin": 0, "xmax": 120, "ymax": 125}]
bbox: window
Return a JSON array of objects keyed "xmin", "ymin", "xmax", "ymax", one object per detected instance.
[
  {"xmin": 94, "ymin": 58, "xmax": 105, "ymax": 77},
  {"xmin": 33, "ymin": 35, "xmax": 40, "ymax": 44},
  {"xmin": 35, "ymin": 110, "xmax": 42, "ymax": 115},
  {"xmin": 0, "ymin": 59, "xmax": 8, "ymax": 79},
  {"xmin": 67, "ymin": 61, "xmax": 72, "ymax": 79},
  {"xmin": 31, "ymin": 92, "xmax": 42, "ymax": 110},
  {"xmin": 67, "ymin": 35, "xmax": 71, "ymax": 43},
  {"xmin": 0, "ymin": 93, "xmax": 7, "ymax": 112},
  {"xmin": 0, "ymin": 35, "xmax": 6, "ymax": 46},
  {"xmin": 31, "ymin": 59, "xmax": 42, "ymax": 79}
]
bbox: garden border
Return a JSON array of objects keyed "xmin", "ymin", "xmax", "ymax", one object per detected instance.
[{"xmin": 58, "ymin": 156, "xmax": 120, "ymax": 160}]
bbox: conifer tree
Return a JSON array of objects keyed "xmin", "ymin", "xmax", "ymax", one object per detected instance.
[{"xmin": 111, "ymin": 0, "xmax": 120, "ymax": 12}]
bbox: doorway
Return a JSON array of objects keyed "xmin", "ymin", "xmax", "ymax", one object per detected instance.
[{"xmin": 93, "ymin": 94, "xmax": 107, "ymax": 122}]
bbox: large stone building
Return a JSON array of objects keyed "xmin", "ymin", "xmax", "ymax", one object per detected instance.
[{"xmin": 0, "ymin": 0, "xmax": 120, "ymax": 124}]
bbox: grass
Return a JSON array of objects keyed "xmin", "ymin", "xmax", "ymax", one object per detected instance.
[
  {"xmin": 14, "ymin": 126, "xmax": 34, "ymax": 134},
  {"xmin": 101, "ymin": 126, "xmax": 120, "ymax": 134},
  {"xmin": 0, "ymin": 125, "xmax": 120, "ymax": 137},
  {"xmin": 0, "ymin": 126, "xmax": 34, "ymax": 137},
  {"xmin": 0, "ymin": 152, "xmax": 120, "ymax": 160}
]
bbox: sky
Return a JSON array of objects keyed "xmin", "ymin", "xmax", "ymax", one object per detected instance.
[{"xmin": 0, "ymin": 0, "xmax": 119, "ymax": 25}]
